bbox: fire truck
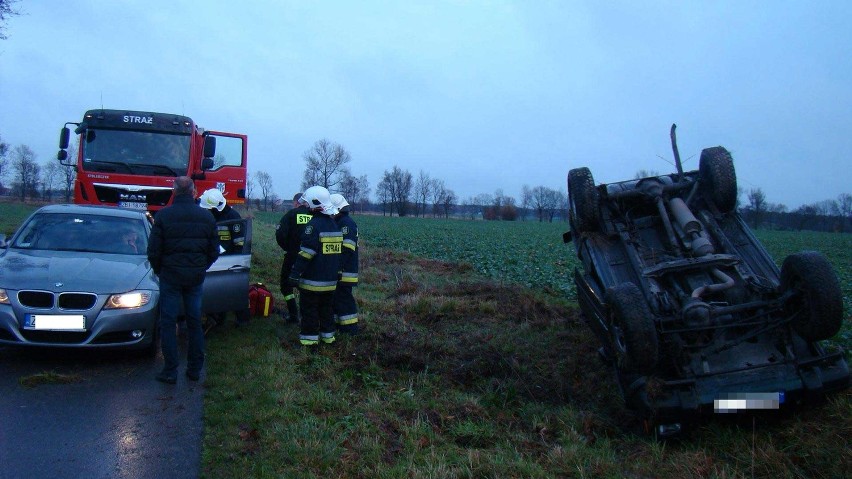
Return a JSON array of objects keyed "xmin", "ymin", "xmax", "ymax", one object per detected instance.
[{"xmin": 57, "ymin": 109, "xmax": 247, "ymax": 212}]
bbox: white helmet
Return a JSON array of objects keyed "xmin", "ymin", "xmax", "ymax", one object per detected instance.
[
  {"xmin": 199, "ymin": 188, "xmax": 226, "ymax": 211},
  {"xmin": 329, "ymin": 193, "xmax": 349, "ymax": 210},
  {"xmin": 302, "ymin": 185, "xmax": 338, "ymax": 215}
]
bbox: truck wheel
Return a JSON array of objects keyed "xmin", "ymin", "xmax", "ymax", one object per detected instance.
[
  {"xmin": 607, "ymin": 283, "xmax": 659, "ymax": 374},
  {"xmin": 568, "ymin": 167, "xmax": 600, "ymax": 233},
  {"xmin": 780, "ymin": 251, "xmax": 843, "ymax": 341},
  {"xmin": 699, "ymin": 146, "xmax": 737, "ymax": 213}
]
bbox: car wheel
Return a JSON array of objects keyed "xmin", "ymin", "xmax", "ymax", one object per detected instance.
[
  {"xmin": 699, "ymin": 146, "xmax": 737, "ymax": 213},
  {"xmin": 568, "ymin": 167, "xmax": 601, "ymax": 233},
  {"xmin": 607, "ymin": 283, "xmax": 659, "ymax": 374},
  {"xmin": 780, "ymin": 251, "xmax": 843, "ymax": 341}
]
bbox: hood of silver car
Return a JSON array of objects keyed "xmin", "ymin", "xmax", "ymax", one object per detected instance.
[{"xmin": 0, "ymin": 249, "xmax": 155, "ymax": 294}]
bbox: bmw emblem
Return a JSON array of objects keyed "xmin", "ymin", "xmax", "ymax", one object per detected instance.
[{"xmin": 55, "ymin": 282, "xmax": 64, "ymax": 288}]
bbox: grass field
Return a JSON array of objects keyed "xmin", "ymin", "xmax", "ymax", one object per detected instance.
[{"xmin": 3, "ymin": 203, "xmax": 851, "ymax": 478}]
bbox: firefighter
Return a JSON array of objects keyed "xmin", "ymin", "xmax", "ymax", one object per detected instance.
[
  {"xmin": 287, "ymin": 186, "xmax": 342, "ymax": 347},
  {"xmin": 329, "ymin": 193, "xmax": 359, "ymax": 335},
  {"xmin": 275, "ymin": 192, "xmax": 312, "ymax": 324},
  {"xmin": 198, "ymin": 188, "xmax": 249, "ymax": 327}
]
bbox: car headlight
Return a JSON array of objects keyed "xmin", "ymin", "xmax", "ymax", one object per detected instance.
[
  {"xmin": 105, "ymin": 291, "xmax": 153, "ymax": 309},
  {"xmin": 0, "ymin": 289, "xmax": 9, "ymax": 305}
]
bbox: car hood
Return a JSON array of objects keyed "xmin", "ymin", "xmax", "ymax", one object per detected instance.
[{"xmin": 0, "ymin": 249, "xmax": 155, "ymax": 294}]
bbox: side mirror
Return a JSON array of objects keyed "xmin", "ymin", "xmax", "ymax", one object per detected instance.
[
  {"xmin": 57, "ymin": 150, "xmax": 68, "ymax": 162},
  {"xmin": 201, "ymin": 157, "xmax": 214, "ymax": 170},
  {"xmin": 59, "ymin": 127, "xmax": 71, "ymax": 149},
  {"xmin": 203, "ymin": 135, "xmax": 216, "ymax": 159}
]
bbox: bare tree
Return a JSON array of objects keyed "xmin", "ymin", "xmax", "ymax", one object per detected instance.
[
  {"xmin": 12, "ymin": 145, "xmax": 40, "ymax": 201},
  {"xmin": 378, "ymin": 166, "xmax": 412, "ymax": 216},
  {"xmin": 1, "ymin": 0, "xmax": 21, "ymax": 40},
  {"xmin": 375, "ymin": 177, "xmax": 392, "ymax": 216},
  {"xmin": 745, "ymin": 188, "xmax": 768, "ymax": 228},
  {"xmin": 520, "ymin": 184, "xmax": 533, "ymax": 221},
  {"xmin": 59, "ymin": 144, "xmax": 77, "ymax": 202},
  {"xmin": 528, "ymin": 186, "xmax": 563, "ymax": 222},
  {"xmin": 41, "ymin": 161, "xmax": 62, "ymax": 201},
  {"xmin": 838, "ymin": 193, "xmax": 852, "ymax": 233},
  {"xmin": 0, "ymin": 132, "xmax": 9, "ymax": 193},
  {"xmin": 440, "ymin": 188, "xmax": 457, "ymax": 218},
  {"xmin": 254, "ymin": 170, "xmax": 274, "ymax": 211},
  {"xmin": 429, "ymin": 178, "xmax": 445, "ymax": 217},
  {"xmin": 340, "ymin": 172, "xmax": 370, "ymax": 212},
  {"xmin": 244, "ymin": 175, "xmax": 255, "ymax": 212},
  {"xmin": 300, "ymin": 138, "xmax": 351, "ymax": 192},
  {"xmin": 413, "ymin": 170, "xmax": 432, "ymax": 217}
]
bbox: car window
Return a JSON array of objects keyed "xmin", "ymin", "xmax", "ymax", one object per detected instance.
[{"xmin": 13, "ymin": 212, "xmax": 148, "ymax": 255}]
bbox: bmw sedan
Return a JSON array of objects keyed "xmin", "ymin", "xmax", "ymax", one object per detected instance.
[{"xmin": 0, "ymin": 204, "xmax": 160, "ymax": 354}]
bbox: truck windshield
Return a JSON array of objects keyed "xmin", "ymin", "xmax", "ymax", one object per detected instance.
[{"xmin": 81, "ymin": 129, "xmax": 190, "ymax": 177}]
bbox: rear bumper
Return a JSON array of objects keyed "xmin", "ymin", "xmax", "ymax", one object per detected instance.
[{"xmin": 623, "ymin": 352, "xmax": 850, "ymax": 422}]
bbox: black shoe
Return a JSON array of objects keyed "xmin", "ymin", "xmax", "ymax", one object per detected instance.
[
  {"xmin": 156, "ymin": 372, "xmax": 177, "ymax": 384},
  {"xmin": 185, "ymin": 370, "xmax": 201, "ymax": 381}
]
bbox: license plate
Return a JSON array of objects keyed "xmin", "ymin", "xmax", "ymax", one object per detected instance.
[
  {"xmin": 714, "ymin": 392, "xmax": 783, "ymax": 413},
  {"xmin": 119, "ymin": 201, "xmax": 147, "ymax": 210},
  {"xmin": 24, "ymin": 314, "xmax": 86, "ymax": 331}
]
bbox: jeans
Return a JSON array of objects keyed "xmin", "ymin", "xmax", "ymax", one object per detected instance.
[{"xmin": 159, "ymin": 279, "xmax": 204, "ymax": 376}]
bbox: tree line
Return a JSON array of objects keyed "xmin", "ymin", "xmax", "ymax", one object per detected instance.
[{"xmin": 0, "ymin": 134, "xmax": 77, "ymax": 202}]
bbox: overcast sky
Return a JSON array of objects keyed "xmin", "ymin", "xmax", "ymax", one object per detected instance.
[{"xmin": 1, "ymin": 1, "xmax": 850, "ymax": 209}]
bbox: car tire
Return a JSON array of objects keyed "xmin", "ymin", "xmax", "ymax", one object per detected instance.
[
  {"xmin": 699, "ymin": 146, "xmax": 737, "ymax": 213},
  {"xmin": 607, "ymin": 282, "xmax": 659, "ymax": 374},
  {"xmin": 568, "ymin": 167, "xmax": 601, "ymax": 233},
  {"xmin": 780, "ymin": 251, "xmax": 843, "ymax": 341}
]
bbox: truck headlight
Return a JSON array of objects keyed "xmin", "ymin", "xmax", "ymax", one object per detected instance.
[
  {"xmin": 105, "ymin": 291, "xmax": 152, "ymax": 309},
  {"xmin": 0, "ymin": 289, "xmax": 9, "ymax": 305}
]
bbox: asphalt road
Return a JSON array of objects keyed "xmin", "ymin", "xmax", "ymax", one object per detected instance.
[{"xmin": 0, "ymin": 343, "xmax": 204, "ymax": 479}]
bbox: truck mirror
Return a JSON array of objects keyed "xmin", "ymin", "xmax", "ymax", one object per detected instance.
[
  {"xmin": 201, "ymin": 157, "xmax": 214, "ymax": 170},
  {"xmin": 203, "ymin": 135, "xmax": 216, "ymax": 158},
  {"xmin": 57, "ymin": 150, "xmax": 68, "ymax": 162},
  {"xmin": 59, "ymin": 127, "xmax": 70, "ymax": 149}
]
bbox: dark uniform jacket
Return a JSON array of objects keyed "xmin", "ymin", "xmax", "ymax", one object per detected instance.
[
  {"xmin": 336, "ymin": 211, "xmax": 359, "ymax": 285},
  {"xmin": 289, "ymin": 213, "xmax": 343, "ymax": 292},
  {"xmin": 148, "ymin": 194, "xmax": 219, "ymax": 286},
  {"xmin": 276, "ymin": 205, "xmax": 313, "ymax": 264}
]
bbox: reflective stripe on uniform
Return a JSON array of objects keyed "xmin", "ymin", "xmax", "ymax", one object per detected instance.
[
  {"xmin": 339, "ymin": 272, "xmax": 358, "ymax": 283},
  {"xmin": 283, "ymin": 293, "xmax": 296, "ymax": 301},
  {"xmin": 343, "ymin": 239, "xmax": 356, "ymax": 251},
  {"xmin": 299, "ymin": 279, "xmax": 337, "ymax": 292},
  {"xmin": 320, "ymin": 331, "xmax": 336, "ymax": 344},
  {"xmin": 299, "ymin": 333, "xmax": 319, "ymax": 346},
  {"xmin": 336, "ymin": 313, "xmax": 358, "ymax": 325},
  {"xmin": 298, "ymin": 246, "xmax": 316, "ymax": 260}
]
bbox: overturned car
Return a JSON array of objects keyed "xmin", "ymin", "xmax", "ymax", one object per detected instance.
[{"xmin": 564, "ymin": 127, "xmax": 849, "ymax": 436}]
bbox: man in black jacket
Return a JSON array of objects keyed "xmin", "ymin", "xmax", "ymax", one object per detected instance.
[{"xmin": 148, "ymin": 177, "xmax": 219, "ymax": 384}]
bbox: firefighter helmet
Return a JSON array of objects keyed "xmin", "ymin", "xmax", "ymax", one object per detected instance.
[
  {"xmin": 329, "ymin": 193, "xmax": 350, "ymax": 210},
  {"xmin": 199, "ymin": 188, "xmax": 226, "ymax": 211},
  {"xmin": 302, "ymin": 186, "xmax": 338, "ymax": 215}
]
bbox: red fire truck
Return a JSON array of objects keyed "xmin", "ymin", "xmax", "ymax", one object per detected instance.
[{"xmin": 58, "ymin": 109, "xmax": 247, "ymax": 212}]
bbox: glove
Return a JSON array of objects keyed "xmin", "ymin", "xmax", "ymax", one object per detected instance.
[{"xmin": 287, "ymin": 276, "xmax": 300, "ymax": 288}]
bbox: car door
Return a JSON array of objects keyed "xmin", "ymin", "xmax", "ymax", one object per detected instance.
[{"xmin": 201, "ymin": 218, "xmax": 252, "ymax": 314}]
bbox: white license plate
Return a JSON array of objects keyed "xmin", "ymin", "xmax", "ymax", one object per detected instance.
[
  {"xmin": 119, "ymin": 201, "xmax": 147, "ymax": 210},
  {"xmin": 25, "ymin": 314, "xmax": 86, "ymax": 331}
]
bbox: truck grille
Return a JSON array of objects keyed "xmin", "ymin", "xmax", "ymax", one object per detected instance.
[{"xmin": 93, "ymin": 185, "xmax": 174, "ymax": 207}]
